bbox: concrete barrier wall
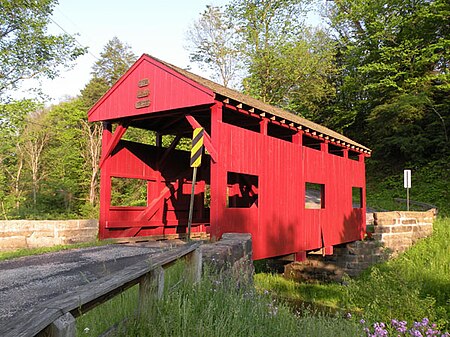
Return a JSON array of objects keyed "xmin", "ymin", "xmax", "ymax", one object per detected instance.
[{"xmin": 0, "ymin": 220, "xmax": 98, "ymax": 251}]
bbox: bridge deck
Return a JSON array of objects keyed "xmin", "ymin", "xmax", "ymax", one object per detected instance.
[{"xmin": 0, "ymin": 241, "xmax": 185, "ymax": 329}]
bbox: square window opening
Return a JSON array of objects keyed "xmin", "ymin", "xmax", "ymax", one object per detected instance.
[
  {"xmin": 305, "ymin": 182, "xmax": 325, "ymax": 209},
  {"xmin": 223, "ymin": 108, "xmax": 261, "ymax": 133},
  {"xmin": 302, "ymin": 134, "xmax": 323, "ymax": 150},
  {"xmin": 328, "ymin": 143, "xmax": 344, "ymax": 157},
  {"xmin": 227, "ymin": 172, "xmax": 259, "ymax": 208},
  {"xmin": 111, "ymin": 177, "xmax": 147, "ymax": 207},
  {"xmin": 348, "ymin": 150, "xmax": 360, "ymax": 161},
  {"xmin": 267, "ymin": 123, "xmax": 296, "ymax": 142},
  {"xmin": 352, "ymin": 187, "xmax": 363, "ymax": 208}
]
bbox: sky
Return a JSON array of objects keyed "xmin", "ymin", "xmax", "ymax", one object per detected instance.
[{"xmin": 17, "ymin": 0, "xmax": 229, "ymax": 103}]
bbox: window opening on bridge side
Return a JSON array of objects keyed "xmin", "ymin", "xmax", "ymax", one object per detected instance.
[
  {"xmin": 110, "ymin": 177, "xmax": 148, "ymax": 207},
  {"xmin": 352, "ymin": 187, "xmax": 363, "ymax": 208},
  {"xmin": 348, "ymin": 150, "xmax": 360, "ymax": 161},
  {"xmin": 302, "ymin": 134, "xmax": 323, "ymax": 150},
  {"xmin": 267, "ymin": 122, "xmax": 296, "ymax": 142},
  {"xmin": 226, "ymin": 172, "xmax": 259, "ymax": 208},
  {"xmin": 222, "ymin": 108, "xmax": 261, "ymax": 133},
  {"xmin": 328, "ymin": 143, "xmax": 344, "ymax": 157},
  {"xmin": 305, "ymin": 182, "xmax": 325, "ymax": 209}
]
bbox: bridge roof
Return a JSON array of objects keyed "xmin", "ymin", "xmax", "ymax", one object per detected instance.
[{"xmin": 88, "ymin": 54, "xmax": 371, "ymax": 154}]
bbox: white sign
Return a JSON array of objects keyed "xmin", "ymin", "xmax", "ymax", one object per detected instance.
[{"xmin": 404, "ymin": 169, "xmax": 411, "ymax": 189}]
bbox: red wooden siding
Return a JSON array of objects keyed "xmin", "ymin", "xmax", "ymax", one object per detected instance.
[
  {"xmin": 88, "ymin": 55, "xmax": 214, "ymax": 122},
  {"xmin": 209, "ymin": 120, "xmax": 365, "ymax": 260},
  {"xmin": 99, "ymin": 139, "xmax": 209, "ymax": 239},
  {"xmin": 91, "ymin": 54, "xmax": 369, "ymax": 260}
]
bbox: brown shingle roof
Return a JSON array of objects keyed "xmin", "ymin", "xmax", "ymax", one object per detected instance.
[{"xmin": 150, "ymin": 54, "xmax": 371, "ymax": 153}]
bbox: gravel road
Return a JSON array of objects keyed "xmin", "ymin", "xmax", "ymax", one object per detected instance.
[{"xmin": 0, "ymin": 241, "xmax": 184, "ymax": 327}]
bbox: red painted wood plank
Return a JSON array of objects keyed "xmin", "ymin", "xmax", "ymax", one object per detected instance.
[
  {"xmin": 136, "ymin": 180, "xmax": 180, "ymax": 221},
  {"xmin": 99, "ymin": 123, "xmax": 128, "ymax": 169}
]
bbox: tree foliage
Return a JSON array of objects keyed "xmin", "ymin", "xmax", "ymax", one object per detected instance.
[
  {"xmin": 187, "ymin": 0, "xmax": 337, "ymax": 121},
  {"xmin": 186, "ymin": 5, "xmax": 242, "ymax": 88},
  {"xmin": 229, "ymin": 0, "xmax": 312, "ymax": 102},
  {"xmin": 327, "ymin": 0, "xmax": 450, "ymax": 164},
  {"xmin": 0, "ymin": 37, "xmax": 139, "ymax": 219},
  {"xmin": 0, "ymin": 0, "xmax": 85, "ymax": 100},
  {"xmin": 91, "ymin": 36, "xmax": 137, "ymax": 87}
]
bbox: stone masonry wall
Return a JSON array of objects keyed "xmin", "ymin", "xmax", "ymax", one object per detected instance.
[
  {"xmin": 0, "ymin": 220, "xmax": 98, "ymax": 251},
  {"xmin": 201, "ymin": 233, "xmax": 254, "ymax": 283},
  {"xmin": 285, "ymin": 210, "xmax": 436, "ymax": 281},
  {"xmin": 372, "ymin": 210, "xmax": 435, "ymax": 255}
]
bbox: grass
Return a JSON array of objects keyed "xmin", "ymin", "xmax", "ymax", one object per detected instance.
[
  {"xmin": 0, "ymin": 239, "xmax": 112, "ymax": 261},
  {"xmin": 75, "ymin": 262, "xmax": 362, "ymax": 337},
  {"xmin": 76, "ymin": 285, "xmax": 139, "ymax": 336},
  {"xmin": 366, "ymin": 158, "xmax": 449, "ymax": 215},
  {"xmin": 255, "ymin": 272, "xmax": 343, "ymax": 309},
  {"xmin": 254, "ymin": 217, "xmax": 450, "ymax": 332}
]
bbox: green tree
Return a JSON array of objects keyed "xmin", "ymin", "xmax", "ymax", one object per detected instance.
[
  {"xmin": 186, "ymin": 5, "xmax": 242, "ymax": 87},
  {"xmin": 327, "ymin": 0, "xmax": 450, "ymax": 164},
  {"xmin": 20, "ymin": 108, "xmax": 50, "ymax": 207},
  {"xmin": 0, "ymin": 100, "xmax": 41, "ymax": 217},
  {"xmin": 43, "ymin": 99, "xmax": 87, "ymax": 214},
  {"xmin": 213, "ymin": 0, "xmax": 337, "ymax": 120},
  {"xmin": 229, "ymin": 0, "xmax": 312, "ymax": 103},
  {"xmin": 0, "ymin": 0, "xmax": 85, "ymax": 100},
  {"xmin": 78, "ymin": 37, "xmax": 138, "ymax": 208},
  {"xmin": 91, "ymin": 36, "xmax": 137, "ymax": 87}
]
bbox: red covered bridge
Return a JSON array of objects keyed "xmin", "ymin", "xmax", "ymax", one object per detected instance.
[{"xmin": 88, "ymin": 54, "xmax": 371, "ymax": 260}]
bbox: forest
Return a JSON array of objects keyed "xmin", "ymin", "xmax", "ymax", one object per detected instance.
[{"xmin": 0, "ymin": 0, "xmax": 448, "ymax": 220}]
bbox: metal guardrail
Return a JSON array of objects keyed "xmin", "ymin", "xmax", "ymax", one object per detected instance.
[
  {"xmin": 394, "ymin": 198, "xmax": 438, "ymax": 211},
  {"xmin": 2, "ymin": 242, "xmax": 202, "ymax": 337}
]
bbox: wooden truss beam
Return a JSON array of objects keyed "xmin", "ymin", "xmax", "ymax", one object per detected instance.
[
  {"xmin": 137, "ymin": 180, "xmax": 180, "ymax": 221},
  {"xmin": 185, "ymin": 115, "xmax": 218, "ymax": 163},
  {"xmin": 99, "ymin": 123, "xmax": 129, "ymax": 169},
  {"xmin": 158, "ymin": 135, "xmax": 182, "ymax": 171}
]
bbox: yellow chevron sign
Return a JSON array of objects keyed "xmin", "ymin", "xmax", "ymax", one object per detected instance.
[{"xmin": 190, "ymin": 128, "xmax": 204, "ymax": 167}]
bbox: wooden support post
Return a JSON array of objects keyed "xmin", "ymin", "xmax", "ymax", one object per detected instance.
[
  {"xmin": 184, "ymin": 248, "xmax": 202, "ymax": 284},
  {"xmin": 99, "ymin": 122, "xmax": 113, "ymax": 240},
  {"xmin": 323, "ymin": 246, "xmax": 334, "ymax": 256},
  {"xmin": 294, "ymin": 251, "xmax": 307, "ymax": 262},
  {"xmin": 259, "ymin": 119, "xmax": 268, "ymax": 135},
  {"xmin": 156, "ymin": 132, "xmax": 163, "ymax": 147},
  {"xmin": 139, "ymin": 266, "xmax": 165, "ymax": 313},
  {"xmin": 343, "ymin": 148, "xmax": 349, "ymax": 158},
  {"xmin": 40, "ymin": 313, "xmax": 76, "ymax": 337},
  {"xmin": 292, "ymin": 130, "xmax": 303, "ymax": 146},
  {"xmin": 209, "ymin": 103, "xmax": 224, "ymax": 240}
]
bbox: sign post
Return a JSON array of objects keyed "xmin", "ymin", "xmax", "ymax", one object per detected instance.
[
  {"xmin": 188, "ymin": 128, "xmax": 204, "ymax": 240},
  {"xmin": 404, "ymin": 169, "xmax": 411, "ymax": 211}
]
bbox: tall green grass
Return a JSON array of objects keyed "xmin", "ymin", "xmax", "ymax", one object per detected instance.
[
  {"xmin": 76, "ymin": 262, "xmax": 362, "ymax": 337},
  {"xmin": 255, "ymin": 217, "xmax": 450, "ymax": 331},
  {"xmin": 343, "ymin": 217, "xmax": 450, "ymax": 329},
  {"xmin": 124, "ymin": 273, "xmax": 361, "ymax": 337}
]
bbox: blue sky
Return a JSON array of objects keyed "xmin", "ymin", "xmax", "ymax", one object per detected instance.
[
  {"xmin": 17, "ymin": 0, "xmax": 323, "ymax": 104},
  {"xmin": 19, "ymin": 0, "xmax": 228, "ymax": 103}
]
